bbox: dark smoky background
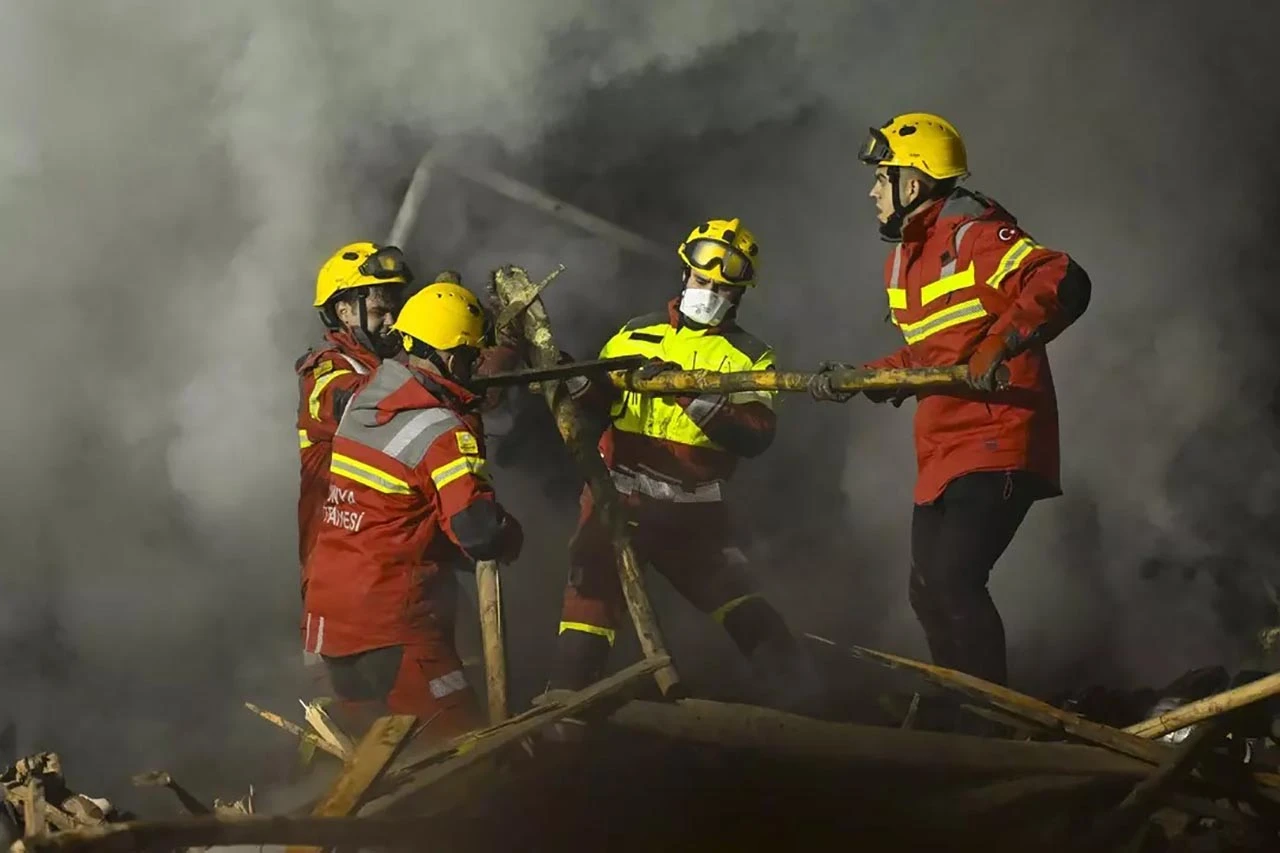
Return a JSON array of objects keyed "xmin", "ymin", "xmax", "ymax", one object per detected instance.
[{"xmin": 2, "ymin": 0, "xmax": 1279, "ymax": 809}]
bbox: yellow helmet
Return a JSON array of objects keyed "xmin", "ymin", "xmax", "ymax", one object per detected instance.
[
  {"xmin": 677, "ymin": 217, "xmax": 760, "ymax": 287},
  {"xmin": 313, "ymin": 241, "xmax": 413, "ymax": 308},
  {"xmin": 392, "ymin": 281, "xmax": 487, "ymax": 355},
  {"xmin": 858, "ymin": 113, "xmax": 969, "ymax": 180}
]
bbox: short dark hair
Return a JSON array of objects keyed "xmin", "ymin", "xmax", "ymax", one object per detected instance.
[{"xmin": 899, "ymin": 166, "xmax": 956, "ymax": 200}]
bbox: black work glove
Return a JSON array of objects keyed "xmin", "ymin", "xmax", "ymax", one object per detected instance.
[
  {"xmin": 808, "ymin": 361, "xmax": 858, "ymax": 403},
  {"xmin": 634, "ymin": 358, "xmax": 682, "ymax": 381}
]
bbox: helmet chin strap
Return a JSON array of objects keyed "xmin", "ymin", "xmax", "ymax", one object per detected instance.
[
  {"xmin": 349, "ymin": 293, "xmax": 398, "ymax": 357},
  {"xmin": 878, "ymin": 165, "xmax": 932, "ymax": 242}
]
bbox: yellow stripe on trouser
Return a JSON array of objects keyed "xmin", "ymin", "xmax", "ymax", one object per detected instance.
[
  {"xmin": 710, "ymin": 594, "xmax": 760, "ymax": 625},
  {"xmin": 298, "ymin": 429, "xmax": 313, "ymax": 449},
  {"xmin": 308, "ymin": 370, "xmax": 353, "ymax": 419},
  {"xmin": 986, "ymin": 238, "xmax": 1041, "ymax": 287},
  {"xmin": 330, "ymin": 452, "xmax": 412, "ymax": 495},
  {"xmin": 559, "ymin": 621, "xmax": 616, "ymax": 645},
  {"xmin": 429, "ymin": 456, "xmax": 488, "ymax": 490},
  {"xmin": 899, "ymin": 298, "xmax": 988, "ymax": 345}
]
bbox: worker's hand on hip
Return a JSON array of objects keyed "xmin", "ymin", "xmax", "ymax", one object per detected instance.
[
  {"xmin": 634, "ymin": 358, "xmax": 682, "ymax": 381},
  {"xmin": 967, "ymin": 336, "xmax": 1010, "ymax": 392},
  {"xmin": 808, "ymin": 361, "xmax": 859, "ymax": 403}
]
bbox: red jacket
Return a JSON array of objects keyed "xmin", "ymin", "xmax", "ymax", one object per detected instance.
[
  {"xmin": 295, "ymin": 333, "xmax": 520, "ymax": 573},
  {"xmin": 295, "ymin": 332, "xmax": 382, "ymax": 571},
  {"xmin": 302, "ymin": 360, "xmax": 521, "ymax": 658},
  {"xmin": 867, "ymin": 189, "xmax": 1090, "ymax": 504}
]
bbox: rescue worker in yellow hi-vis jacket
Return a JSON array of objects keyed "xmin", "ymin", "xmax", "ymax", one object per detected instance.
[{"xmin": 547, "ymin": 218, "xmax": 824, "ymax": 713}]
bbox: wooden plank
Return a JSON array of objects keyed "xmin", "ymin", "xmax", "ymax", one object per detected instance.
[
  {"xmin": 811, "ymin": 636, "xmax": 1280, "ymax": 801},
  {"xmin": 811, "ymin": 637, "xmax": 1173, "ymax": 765},
  {"xmin": 301, "ymin": 700, "xmax": 354, "ymax": 758},
  {"xmin": 364, "ymin": 655, "xmax": 670, "ymax": 814},
  {"xmin": 597, "ymin": 697, "xmax": 1152, "ymax": 779},
  {"xmin": 475, "ymin": 560, "xmax": 508, "ymax": 724},
  {"xmin": 20, "ymin": 782, "xmax": 45, "ymax": 838},
  {"xmin": 1124, "ymin": 670, "xmax": 1280, "ymax": 739},
  {"xmin": 243, "ymin": 702, "xmax": 346, "ymax": 760},
  {"xmin": 491, "ymin": 265, "xmax": 680, "ymax": 695},
  {"xmin": 286, "ymin": 714, "xmax": 416, "ymax": 853},
  {"xmin": 1075, "ymin": 719, "xmax": 1229, "ymax": 850}
]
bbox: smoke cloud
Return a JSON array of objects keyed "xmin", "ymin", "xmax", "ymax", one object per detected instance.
[{"xmin": 2, "ymin": 0, "xmax": 1278, "ymax": 805}]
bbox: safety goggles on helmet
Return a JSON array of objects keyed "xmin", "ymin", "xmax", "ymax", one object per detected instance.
[
  {"xmin": 680, "ymin": 239, "xmax": 755, "ymax": 285},
  {"xmin": 358, "ymin": 245, "xmax": 413, "ymax": 283},
  {"xmin": 858, "ymin": 127, "xmax": 894, "ymax": 165}
]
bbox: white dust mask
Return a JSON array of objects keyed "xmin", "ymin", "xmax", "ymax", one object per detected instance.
[{"xmin": 678, "ymin": 287, "xmax": 732, "ymax": 326}]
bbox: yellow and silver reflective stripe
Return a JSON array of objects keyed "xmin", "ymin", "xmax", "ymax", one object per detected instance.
[
  {"xmin": 429, "ymin": 456, "xmax": 488, "ymax": 490},
  {"xmin": 684, "ymin": 394, "xmax": 726, "ymax": 427},
  {"xmin": 728, "ymin": 389, "xmax": 773, "ymax": 408},
  {"xmin": 986, "ymin": 237, "xmax": 1041, "ymax": 287},
  {"xmin": 920, "ymin": 262, "xmax": 976, "ymax": 306},
  {"xmin": 899, "ymin": 298, "xmax": 988, "ymax": 345},
  {"xmin": 428, "ymin": 669, "xmax": 468, "ymax": 699},
  {"xmin": 330, "ymin": 452, "xmax": 412, "ymax": 495},
  {"xmin": 559, "ymin": 621, "xmax": 616, "ymax": 645},
  {"xmin": 710, "ymin": 594, "xmax": 759, "ymax": 625},
  {"xmin": 886, "ymin": 287, "xmax": 907, "ymax": 309},
  {"xmin": 610, "ymin": 467, "xmax": 723, "ymax": 503},
  {"xmin": 308, "ymin": 370, "xmax": 353, "ymax": 419},
  {"xmin": 298, "ymin": 429, "xmax": 313, "ymax": 449}
]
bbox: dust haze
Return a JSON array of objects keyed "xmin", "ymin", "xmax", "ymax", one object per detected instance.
[{"xmin": 1, "ymin": 0, "xmax": 1277, "ymax": 803}]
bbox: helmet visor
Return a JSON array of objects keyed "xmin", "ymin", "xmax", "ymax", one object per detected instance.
[
  {"xmin": 682, "ymin": 239, "xmax": 755, "ymax": 284},
  {"xmin": 358, "ymin": 245, "xmax": 413, "ymax": 282},
  {"xmin": 858, "ymin": 127, "xmax": 894, "ymax": 165}
]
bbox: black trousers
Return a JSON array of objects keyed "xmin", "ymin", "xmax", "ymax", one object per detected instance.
[{"xmin": 909, "ymin": 471, "xmax": 1041, "ymax": 686}]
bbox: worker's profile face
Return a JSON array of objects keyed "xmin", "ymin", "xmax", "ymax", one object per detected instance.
[
  {"xmin": 336, "ymin": 288, "xmax": 399, "ymax": 352},
  {"xmin": 870, "ymin": 166, "xmax": 896, "ymax": 224}
]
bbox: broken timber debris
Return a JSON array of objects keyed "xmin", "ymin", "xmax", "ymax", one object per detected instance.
[
  {"xmin": 300, "ymin": 699, "xmax": 354, "ymax": 759},
  {"xmin": 1076, "ymin": 717, "xmax": 1231, "ymax": 850},
  {"xmin": 285, "ymin": 714, "xmax": 417, "ymax": 853},
  {"xmin": 1, "ymin": 753, "xmax": 120, "ymax": 847},
  {"xmin": 243, "ymin": 702, "xmax": 346, "ymax": 760},
  {"xmin": 1124, "ymin": 669, "xmax": 1280, "ymax": 739},
  {"xmin": 813, "ymin": 637, "xmax": 1280, "ymax": 797},
  {"xmin": 491, "ymin": 264, "xmax": 681, "ymax": 695},
  {"xmin": 364, "ymin": 655, "xmax": 671, "ymax": 815},
  {"xmin": 128, "ymin": 772, "xmax": 210, "ymax": 816}
]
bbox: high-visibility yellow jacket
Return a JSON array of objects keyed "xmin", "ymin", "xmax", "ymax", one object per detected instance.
[{"xmin": 573, "ymin": 298, "xmax": 776, "ymax": 502}]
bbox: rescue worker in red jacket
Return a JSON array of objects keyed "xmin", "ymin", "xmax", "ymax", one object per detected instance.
[
  {"xmin": 297, "ymin": 249, "xmax": 519, "ymax": 588},
  {"xmin": 810, "ymin": 113, "xmax": 1092, "ymax": 688},
  {"xmin": 302, "ymin": 281, "xmax": 523, "ymax": 737},
  {"xmin": 296, "ymin": 242, "xmax": 412, "ymax": 573},
  {"xmin": 550, "ymin": 218, "xmax": 821, "ymax": 711}
]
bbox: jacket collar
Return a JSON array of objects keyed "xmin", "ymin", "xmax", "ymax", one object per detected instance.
[{"xmin": 322, "ymin": 329, "xmax": 382, "ymax": 371}]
